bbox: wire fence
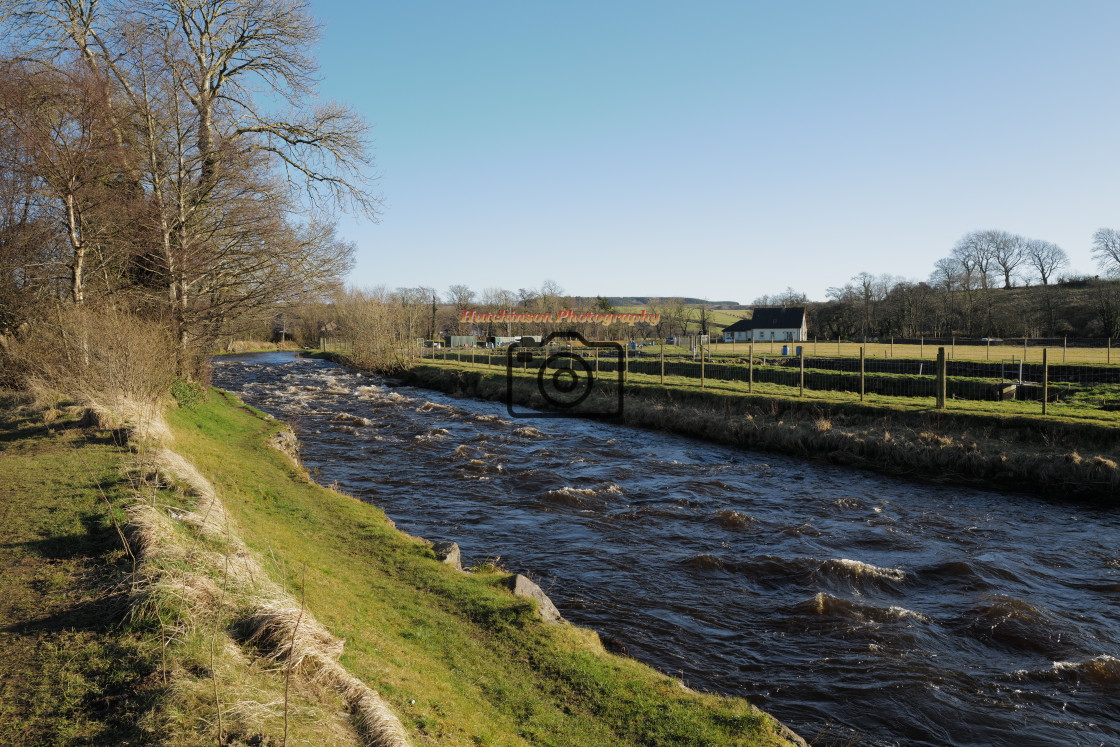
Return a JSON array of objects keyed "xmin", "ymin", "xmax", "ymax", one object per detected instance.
[{"xmin": 402, "ymin": 341, "xmax": 1120, "ymax": 416}]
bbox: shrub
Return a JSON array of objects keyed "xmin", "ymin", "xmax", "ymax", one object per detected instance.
[
  {"xmin": 171, "ymin": 379, "xmax": 205, "ymax": 409},
  {"xmin": 5, "ymin": 305, "xmax": 178, "ymax": 413}
]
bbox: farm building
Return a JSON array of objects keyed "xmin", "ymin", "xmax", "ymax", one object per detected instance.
[{"xmin": 722, "ymin": 307, "xmax": 807, "ymax": 343}]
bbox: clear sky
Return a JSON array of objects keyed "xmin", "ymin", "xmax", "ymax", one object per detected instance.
[{"xmin": 310, "ymin": 0, "xmax": 1120, "ymax": 304}]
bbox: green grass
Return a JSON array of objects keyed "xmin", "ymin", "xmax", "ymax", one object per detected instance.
[
  {"xmin": 163, "ymin": 389, "xmax": 797, "ymax": 746},
  {"xmin": 0, "ymin": 390, "xmax": 799, "ymax": 744},
  {"xmin": 0, "ymin": 396, "xmax": 160, "ymax": 746}
]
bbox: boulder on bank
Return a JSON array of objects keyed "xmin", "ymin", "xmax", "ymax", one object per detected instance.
[
  {"xmin": 504, "ymin": 574, "xmax": 564, "ymax": 624},
  {"xmin": 268, "ymin": 427, "xmax": 301, "ymax": 466},
  {"xmin": 432, "ymin": 541, "xmax": 462, "ymax": 571}
]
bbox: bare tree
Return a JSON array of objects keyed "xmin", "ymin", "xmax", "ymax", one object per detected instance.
[
  {"xmin": 391, "ymin": 287, "xmax": 429, "ymax": 343},
  {"xmin": 446, "ymin": 284, "xmax": 476, "ymax": 313},
  {"xmin": 1022, "ymin": 238, "xmax": 1069, "ymax": 285},
  {"xmin": 0, "ymin": 61, "xmax": 128, "ymax": 304},
  {"xmin": 990, "ymin": 231, "xmax": 1025, "ymax": 289},
  {"xmin": 775, "ymin": 286, "xmax": 808, "ymax": 306},
  {"xmin": 480, "ymin": 286, "xmax": 514, "ymax": 336},
  {"xmin": 952, "ymin": 230, "xmax": 1002, "ymax": 291},
  {"xmin": 1092, "ymin": 228, "xmax": 1120, "ymax": 276},
  {"xmin": 694, "ymin": 302, "xmax": 714, "ymax": 336},
  {"xmin": 662, "ymin": 297, "xmax": 689, "ymax": 337},
  {"xmin": 2, "ymin": 0, "xmax": 376, "ymax": 362}
]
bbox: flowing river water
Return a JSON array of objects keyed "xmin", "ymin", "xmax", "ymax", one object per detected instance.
[{"xmin": 213, "ymin": 352, "xmax": 1120, "ymax": 746}]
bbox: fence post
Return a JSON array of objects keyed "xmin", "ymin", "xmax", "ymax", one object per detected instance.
[
  {"xmin": 700, "ymin": 340, "xmax": 705, "ymax": 388},
  {"xmin": 986, "ymin": 338, "xmax": 990, "ymax": 360},
  {"xmin": 952, "ymin": 336, "xmax": 956, "ymax": 358},
  {"xmin": 799, "ymin": 347, "xmax": 805, "ymax": 397},
  {"xmin": 891, "ymin": 337, "xmax": 894, "ymax": 357},
  {"xmin": 1063, "ymin": 336, "xmax": 1067, "ymax": 363},
  {"xmin": 748, "ymin": 343, "xmax": 754, "ymax": 393},
  {"xmin": 936, "ymin": 346, "xmax": 946, "ymax": 409},
  {"xmin": 1109, "ymin": 337, "xmax": 1112, "ymax": 365},
  {"xmin": 660, "ymin": 344, "xmax": 664, "ymax": 384},
  {"xmin": 921, "ymin": 336, "xmax": 924, "ymax": 358},
  {"xmin": 1042, "ymin": 348, "xmax": 1049, "ymax": 416},
  {"xmin": 854, "ymin": 345, "xmax": 863, "ymax": 401},
  {"xmin": 1023, "ymin": 337, "xmax": 1028, "ymax": 362},
  {"xmin": 837, "ymin": 335, "xmax": 841, "ymax": 355}
]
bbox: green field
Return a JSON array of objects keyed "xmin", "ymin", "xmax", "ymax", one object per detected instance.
[{"xmin": 707, "ymin": 339, "xmax": 1119, "ymax": 364}]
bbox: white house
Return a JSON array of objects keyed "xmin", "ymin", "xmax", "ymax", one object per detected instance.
[{"xmin": 722, "ymin": 307, "xmax": 808, "ymax": 343}]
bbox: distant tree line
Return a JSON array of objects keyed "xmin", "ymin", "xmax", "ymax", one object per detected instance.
[
  {"xmin": 809, "ymin": 229, "xmax": 1120, "ymax": 340},
  {"xmin": 294, "ymin": 281, "xmax": 735, "ymax": 357}
]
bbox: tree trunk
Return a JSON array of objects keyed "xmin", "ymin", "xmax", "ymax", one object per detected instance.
[{"xmin": 65, "ymin": 193, "xmax": 85, "ymax": 304}]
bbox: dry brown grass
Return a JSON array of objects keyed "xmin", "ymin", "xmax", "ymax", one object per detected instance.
[{"xmin": 2, "ymin": 306, "xmax": 178, "ymax": 443}]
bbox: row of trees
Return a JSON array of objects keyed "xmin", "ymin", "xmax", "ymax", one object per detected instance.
[
  {"xmin": 814, "ymin": 229, "xmax": 1120, "ymax": 339},
  {"xmin": 286, "ymin": 281, "xmax": 740, "ymax": 360},
  {"xmin": 0, "ymin": 0, "xmax": 372, "ymax": 377}
]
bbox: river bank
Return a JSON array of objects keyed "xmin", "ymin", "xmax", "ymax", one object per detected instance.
[
  {"xmin": 0, "ymin": 386, "xmax": 803, "ymax": 746},
  {"xmin": 225, "ymin": 352, "xmax": 1120, "ymax": 745},
  {"xmin": 402, "ymin": 361, "xmax": 1120, "ymax": 502}
]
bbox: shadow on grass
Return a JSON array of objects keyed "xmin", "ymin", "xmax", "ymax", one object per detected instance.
[{"xmin": 0, "ymin": 588, "xmax": 131, "ymax": 636}]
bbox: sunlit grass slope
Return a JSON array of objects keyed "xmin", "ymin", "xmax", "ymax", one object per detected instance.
[{"xmin": 165, "ymin": 389, "xmax": 799, "ymax": 746}]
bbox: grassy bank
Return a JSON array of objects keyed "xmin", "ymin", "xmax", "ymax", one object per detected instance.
[
  {"xmin": 404, "ymin": 362, "xmax": 1120, "ymax": 502},
  {"xmin": 0, "ymin": 396, "xmax": 158, "ymax": 744},
  {"xmin": 0, "ymin": 390, "xmax": 801, "ymax": 745},
  {"xmin": 166, "ymin": 390, "xmax": 800, "ymax": 745}
]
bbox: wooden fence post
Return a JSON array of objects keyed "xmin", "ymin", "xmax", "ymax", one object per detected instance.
[
  {"xmin": 700, "ymin": 340, "xmax": 705, "ymax": 388},
  {"xmin": 859, "ymin": 346, "xmax": 865, "ymax": 402},
  {"xmin": 799, "ymin": 347, "xmax": 805, "ymax": 397},
  {"xmin": 936, "ymin": 346, "xmax": 946, "ymax": 409},
  {"xmin": 1042, "ymin": 348, "xmax": 1049, "ymax": 416},
  {"xmin": 748, "ymin": 343, "xmax": 754, "ymax": 393},
  {"xmin": 659, "ymin": 344, "xmax": 664, "ymax": 384}
]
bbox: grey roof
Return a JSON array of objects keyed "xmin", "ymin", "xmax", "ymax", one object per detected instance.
[
  {"xmin": 723, "ymin": 307, "xmax": 806, "ymax": 332},
  {"xmin": 723, "ymin": 318, "xmax": 755, "ymax": 333}
]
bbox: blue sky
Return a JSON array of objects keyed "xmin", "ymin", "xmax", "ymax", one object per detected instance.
[{"xmin": 311, "ymin": 1, "xmax": 1120, "ymax": 304}]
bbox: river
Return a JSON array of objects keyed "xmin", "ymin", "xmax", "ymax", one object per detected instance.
[{"xmin": 212, "ymin": 352, "xmax": 1120, "ymax": 746}]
